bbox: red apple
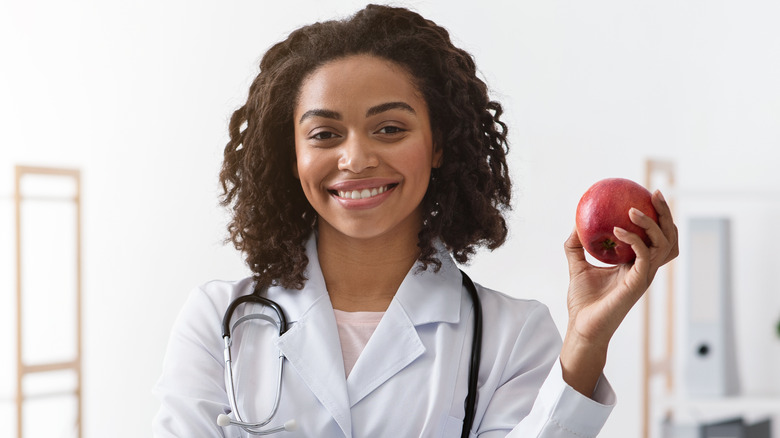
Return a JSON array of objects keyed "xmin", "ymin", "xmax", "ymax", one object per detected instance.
[{"xmin": 575, "ymin": 178, "xmax": 658, "ymax": 265}]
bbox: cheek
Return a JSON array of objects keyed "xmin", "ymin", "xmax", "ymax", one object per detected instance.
[
  {"xmin": 293, "ymin": 148, "xmax": 328, "ymax": 194},
  {"xmin": 295, "ymin": 157, "xmax": 313, "ymax": 187},
  {"xmin": 293, "ymin": 140, "xmax": 312, "ymax": 183},
  {"xmin": 405, "ymin": 143, "xmax": 436, "ymax": 181}
]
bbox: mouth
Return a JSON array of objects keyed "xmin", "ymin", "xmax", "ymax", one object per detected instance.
[{"xmin": 329, "ymin": 183, "xmax": 398, "ymax": 200}]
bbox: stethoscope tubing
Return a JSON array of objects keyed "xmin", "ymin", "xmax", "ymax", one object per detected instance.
[
  {"xmin": 222, "ymin": 293, "xmax": 289, "ymax": 338},
  {"xmin": 221, "ymin": 293, "xmax": 290, "ymax": 434},
  {"xmin": 460, "ymin": 271, "xmax": 482, "ymax": 438},
  {"xmin": 220, "ymin": 270, "xmax": 482, "ymax": 437}
]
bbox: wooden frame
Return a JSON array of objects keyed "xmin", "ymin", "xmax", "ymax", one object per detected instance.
[
  {"xmin": 641, "ymin": 159, "xmax": 676, "ymax": 438},
  {"xmin": 14, "ymin": 165, "xmax": 82, "ymax": 438}
]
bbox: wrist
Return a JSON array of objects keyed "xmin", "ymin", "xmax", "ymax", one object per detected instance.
[{"xmin": 560, "ymin": 331, "xmax": 609, "ymax": 398}]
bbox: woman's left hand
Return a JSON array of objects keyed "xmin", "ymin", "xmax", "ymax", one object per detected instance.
[{"xmin": 559, "ymin": 190, "xmax": 679, "ymax": 396}]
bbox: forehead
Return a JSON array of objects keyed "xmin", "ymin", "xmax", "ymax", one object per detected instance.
[{"xmin": 295, "ymin": 55, "xmax": 425, "ymax": 116}]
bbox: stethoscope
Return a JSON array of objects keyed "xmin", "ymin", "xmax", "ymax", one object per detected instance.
[{"xmin": 216, "ymin": 270, "xmax": 482, "ymax": 438}]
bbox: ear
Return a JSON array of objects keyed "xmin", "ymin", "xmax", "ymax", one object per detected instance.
[{"xmin": 432, "ymin": 144, "xmax": 443, "ymax": 169}]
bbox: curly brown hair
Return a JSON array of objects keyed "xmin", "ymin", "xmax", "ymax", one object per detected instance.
[{"xmin": 219, "ymin": 4, "xmax": 511, "ymax": 290}]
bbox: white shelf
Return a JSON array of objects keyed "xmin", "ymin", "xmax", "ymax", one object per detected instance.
[
  {"xmin": 660, "ymin": 395, "xmax": 780, "ymax": 412},
  {"xmin": 654, "ymin": 395, "xmax": 780, "ymax": 434}
]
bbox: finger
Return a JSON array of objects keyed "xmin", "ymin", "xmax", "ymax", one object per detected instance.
[
  {"xmin": 613, "ymin": 226, "xmax": 650, "ymax": 270},
  {"xmin": 628, "ymin": 208, "xmax": 677, "ymax": 268},
  {"xmin": 666, "ymin": 227, "xmax": 680, "ymax": 263},
  {"xmin": 651, "ymin": 190, "xmax": 680, "ymax": 263},
  {"xmin": 613, "ymin": 226, "xmax": 652, "ymax": 297},
  {"xmin": 564, "ymin": 227, "xmax": 588, "ymax": 275},
  {"xmin": 652, "ymin": 190, "xmax": 677, "ymax": 241},
  {"xmin": 629, "ymin": 207, "xmax": 668, "ymax": 250},
  {"xmin": 628, "ymin": 207, "xmax": 675, "ymax": 272}
]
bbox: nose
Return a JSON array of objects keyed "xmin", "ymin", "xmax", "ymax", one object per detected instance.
[{"xmin": 338, "ymin": 135, "xmax": 379, "ymax": 173}]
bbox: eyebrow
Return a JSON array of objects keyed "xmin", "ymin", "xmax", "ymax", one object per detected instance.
[
  {"xmin": 365, "ymin": 101, "xmax": 416, "ymax": 118},
  {"xmin": 298, "ymin": 101, "xmax": 416, "ymax": 124},
  {"xmin": 298, "ymin": 109, "xmax": 341, "ymax": 124}
]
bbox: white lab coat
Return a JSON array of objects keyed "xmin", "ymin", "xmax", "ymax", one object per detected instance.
[{"xmin": 154, "ymin": 236, "xmax": 615, "ymax": 437}]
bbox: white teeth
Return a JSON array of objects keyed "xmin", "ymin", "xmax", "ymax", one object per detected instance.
[{"xmin": 338, "ymin": 185, "xmax": 389, "ymax": 200}]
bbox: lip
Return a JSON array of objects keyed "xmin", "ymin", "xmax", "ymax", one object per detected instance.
[
  {"xmin": 327, "ymin": 178, "xmax": 399, "ymax": 210},
  {"xmin": 327, "ymin": 178, "xmax": 399, "ymax": 192}
]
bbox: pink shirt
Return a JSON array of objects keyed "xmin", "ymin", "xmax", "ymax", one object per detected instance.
[{"xmin": 333, "ymin": 309, "xmax": 384, "ymax": 377}]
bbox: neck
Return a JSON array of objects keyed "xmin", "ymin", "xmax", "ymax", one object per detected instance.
[{"xmin": 316, "ymin": 224, "xmax": 421, "ymax": 312}]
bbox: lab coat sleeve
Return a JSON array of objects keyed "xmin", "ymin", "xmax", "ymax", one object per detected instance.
[
  {"xmin": 476, "ymin": 299, "xmax": 615, "ymax": 438},
  {"xmin": 503, "ymin": 359, "xmax": 615, "ymax": 437},
  {"xmin": 153, "ymin": 286, "xmax": 230, "ymax": 438}
]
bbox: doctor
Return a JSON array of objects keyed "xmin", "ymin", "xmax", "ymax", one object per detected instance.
[{"xmin": 154, "ymin": 4, "xmax": 678, "ymax": 437}]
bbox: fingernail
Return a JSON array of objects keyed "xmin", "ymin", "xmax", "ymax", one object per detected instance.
[
  {"xmin": 630, "ymin": 207, "xmax": 645, "ymax": 217},
  {"xmin": 656, "ymin": 190, "xmax": 666, "ymax": 203},
  {"xmin": 614, "ymin": 226, "xmax": 627, "ymax": 235}
]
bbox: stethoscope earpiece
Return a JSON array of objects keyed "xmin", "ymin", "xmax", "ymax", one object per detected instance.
[
  {"xmin": 282, "ymin": 420, "xmax": 297, "ymax": 431},
  {"xmin": 216, "ymin": 414, "xmax": 231, "ymax": 427}
]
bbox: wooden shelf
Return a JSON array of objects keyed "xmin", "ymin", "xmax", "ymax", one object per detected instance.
[{"xmin": 14, "ymin": 166, "xmax": 83, "ymax": 438}]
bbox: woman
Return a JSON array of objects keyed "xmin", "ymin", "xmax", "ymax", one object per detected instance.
[{"xmin": 154, "ymin": 4, "xmax": 678, "ymax": 437}]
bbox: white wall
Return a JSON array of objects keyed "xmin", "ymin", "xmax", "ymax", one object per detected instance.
[{"xmin": 1, "ymin": 0, "xmax": 779, "ymax": 437}]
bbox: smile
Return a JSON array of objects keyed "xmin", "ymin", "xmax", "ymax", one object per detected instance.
[{"xmin": 334, "ymin": 184, "xmax": 395, "ymax": 200}]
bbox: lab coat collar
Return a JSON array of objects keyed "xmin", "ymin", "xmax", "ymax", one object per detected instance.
[
  {"xmin": 264, "ymin": 234, "xmax": 330, "ymax": 324},
  {"xmin": 272, "ymin": 234, "xmax": 464, "ymax": 435},
  {"xmin": 266, "ymin": 234, "xmax": 463, "ymax": 326},
  {"xmin": 392, "ymin": 239, "xmax": 463, "ymax": 326},
  {"xmin": 346, "ymin": 243, "xmax": 464, "ymax": 409},
  {"xmin": 344, "ymin": 240, "xmax": 463, "ymax": 406}
]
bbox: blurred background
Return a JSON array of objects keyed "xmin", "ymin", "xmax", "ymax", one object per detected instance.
[{"xmin": 2, "ymin": 0, "xmax": 779, "ymax": 437}]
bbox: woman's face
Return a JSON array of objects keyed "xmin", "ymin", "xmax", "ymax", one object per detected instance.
[{"xmin": 293, "ymin": 54, "xmax": 441, "ymax": 242}]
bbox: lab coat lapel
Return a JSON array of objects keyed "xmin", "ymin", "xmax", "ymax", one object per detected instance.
[
  {"xmin": 345, "ymin": 299, "xmax": 425, "ymax": 405},
  {"xmin": 275, "ymin": 295, "xmax": 352, "ymax": 437},
  {"xmin": 346, "ymin": 246, "xmax": 462, "ymax": 406},
  {"xmin": 271, "ymin": 236, "xmax": 352, "ymax": 437}
]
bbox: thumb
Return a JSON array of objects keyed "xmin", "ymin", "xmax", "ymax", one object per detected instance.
[{"xmin": 564, "ymin": 227, "xmax": 588, "ymax": 276}]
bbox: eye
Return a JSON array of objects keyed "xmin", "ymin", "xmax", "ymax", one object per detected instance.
[
  {"xmin": 377, "ymin": 125, "xmax": 406, "ymax": 135},
  {"xmin": 309, "ymin": 130, "xmax": 340, "ymax": 141}
]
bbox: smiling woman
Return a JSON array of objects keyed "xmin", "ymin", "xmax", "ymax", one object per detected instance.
[
  {"xmin": 216, "ymin": 5, "xmax": 513, "ymax": 294},
  {"xmin": 293, "ymin": 55, "xmax": 441, "ymax": 311},
  {"xmin": 153, "ymin": 4, "xmax": 678, "ymax": 437}
]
